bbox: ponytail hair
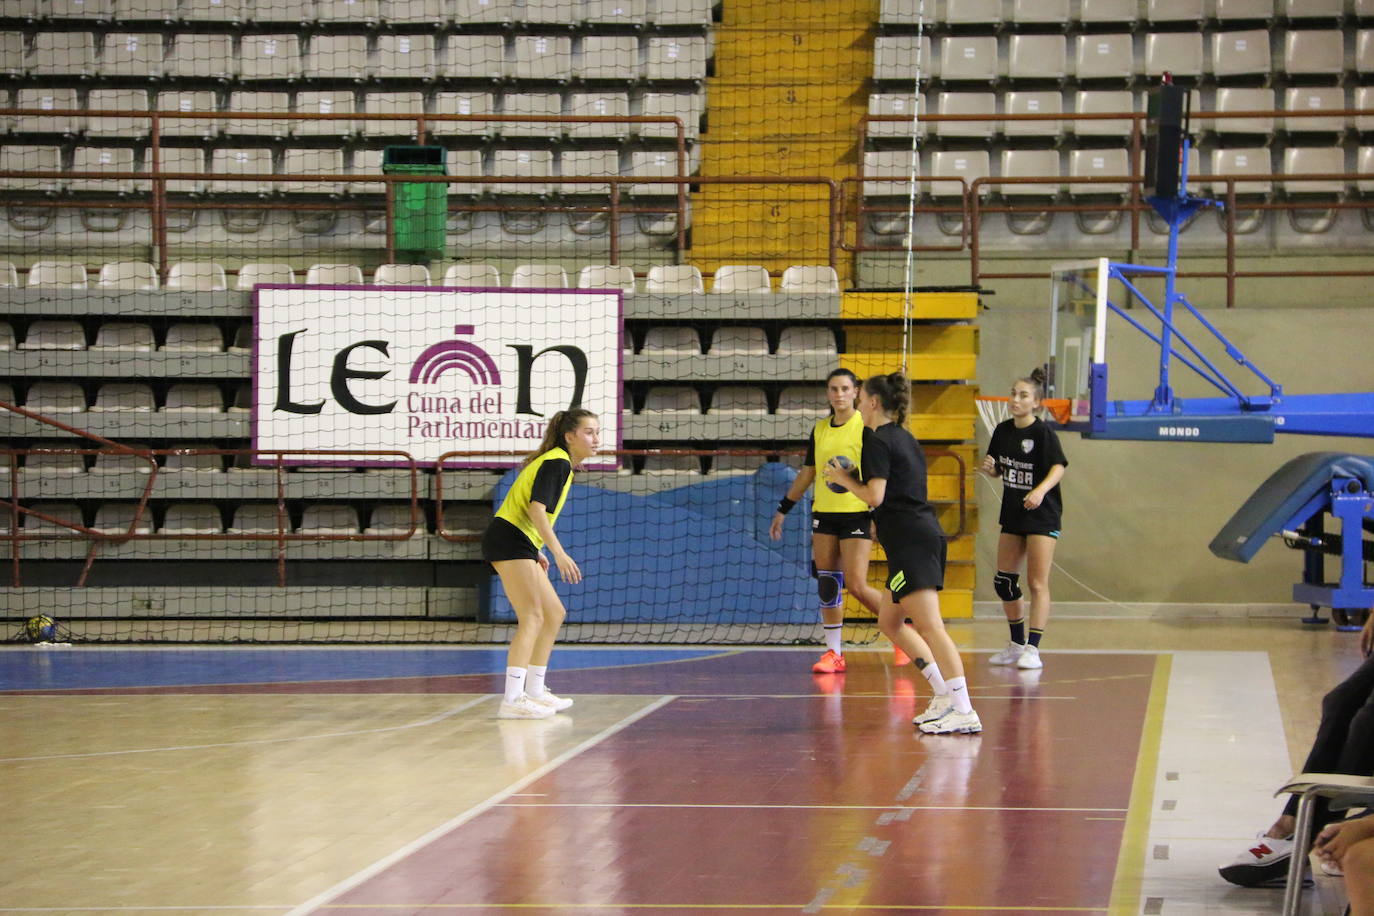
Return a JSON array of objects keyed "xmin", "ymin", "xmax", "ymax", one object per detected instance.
[
  {"xmin": 863, "ymin": 371, "xmax": 910, "ymax": 426},
  {"xmin": 1017, "ymin": 366, "xmax": 1047, "ymax": 401},
  {"xmin": 522, "ymin": 408, "xmax": 597, "ymax": 466}
]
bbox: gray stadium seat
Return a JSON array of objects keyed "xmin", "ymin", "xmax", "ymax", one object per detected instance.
[
  {"xmin": 777, "ymin": 386, "xmax": 826, "ymax": 414},
  {"xmin": 585, "ymin": 0, "xmax": 646, "ymax": 23},
  {"xmin": 867, "ymin": 94, "xmax": 926, "ymax": 139},
  {"xmin": 1008, "ymin": 34, "xmax": 1067, "ymax": 81},
  {"xmin": 1, "ymin": 32, "xmax": 25, "ymax": 77},
  {"xmin": 1283, "ymin": 87, "xmax": 1347, "ymax": 134},
  {"xmin": 15, "ymin": 88, "xmax": 82, "ymax": 134},
  {"xmin": 240, "ymin": 34, "xmax": 302, "ymax": 81},
  {"xmin": 165, "ymin": 33, "xmax": 235, "ymax": 79},
  {"xmin": 383, "ymin": 0, "xmax": 449, "ymax": 24},
  {"xmin": 644, "ymin": 36, "xmax": 707, "ymax": 80},
  {"xmin": 367, "ymin": 504, "xmax": 424, "ymax": 533},
  {"xmin": 92, "ymin": 382, "xmax": 155, "ymax": 412},
  {"xmin": 454, "ymin": 0, "xmax": 518, "ymax": 21},
  {"xmin": 1003, "ymin": 91, "xmax": 1062, "ymax": 139},
  {"xmin": 491, "ymin": 149, "xmax": 555, "ymax": 194},
  {"xmin": 641, "ymin": 454, "xmax": 701, "ymax": 474},
  {"xmin": 1215, "ymin": 0, "xmax": 1274, "ymax": 20},
  {"xmin": 1080, "ymin": 0, "xmax": 1137, "ymax": 22},
  {"xmin": 0, "ymin": 263, "xmax": 17, "ymax": 288},
  {"xmin": 24, "ymin": 382, "xmax": 86, "ymax": 411},
  {"xmin": 93, "ymin": 504, "xmax": 154, "ymax": 536},
  {"xmin": 443, "ymin": 34, "xmax": 505, "ymax": 78},
  {"xmin": 163, "ymin": 444, "xmax": 225, "ymax": 472},
  {"xmin": 92, "ymin": 322, "xmax": 155, "ymax": 351},
  {"xmin": 780, "ymin": 265, "xmax": 839, "ymax": 294},
  {"xmin": 941, "ymin": 0, "xmax": 1000, "ymax": 24},
  {"xmin": 180, "ymin": 0, "xmax": 248, "ymax": 21},
  {"xmin": 433, "ymin": 91, "xmax": 497, "ymax": 136},
  {"xmin": 509, "ymin": 35, "xmax": 573, "ymax": 79},
  {"xmin": 1012, "ymin": 0, "xmax": 1068, "ymax": 21},
  {"xmin": 166, "ymin": 262, "xmax": 228, "ymax": 291},
  {"xmin": 305, "ymin": 35, "xmax": 369, "ymax": 80},
  {"xmin": 522, "ymin": 0, "xmax": 580, "ymax": 24},
  {"xmin": 639, "ymin": 93, "xmax": 702, "ymax": 140},
  {"xmin": 236, "ymin": 263, "xmax": 296, "ymax": 289},
  {"xmin": 711, "ymin": 265, "xmax": 771, "ymax": 294},
  {"xmin": 1071, "ymin": 90, "xmax": 1134, "ymax": 137},
  {"xmin": 1283, "ymin": 0, "xmax": 1342, "ymax": 18},
  {"xmin": 362, "ymin": 92, "xmax": 425, "ymax": 137},
  {"xmin": 577, "ymin": 35, "xmax": 640, "ymax": 80},
  {"xmin": 935, "ymin": 92, "xmax": 996, "ymax": 139},
  {"xmin": 627, "ymin": 150, "xmax": 681, "ymax": 196},
  {"xmin": 164, "ymin": 383, "xmax": 225, "ymax": 411},
  {"xmin": 152, "ymin": 147, "xmax": 208, "ymax": 194},
  {"xmin": 86, "ymin": 89, "xmax": 149, "ymax": 138},
  {"xmin": 874, "ymin": 36, "xmax": 933, "ymax": 82},
  {"xmin": 1357, "ymin": 87, "xmax": 1374, "ymax": 133},
  {"xmin": 376, "ymin": 34, "xmax": 436, "ymax": 79},
  {"xmin": 641, "ymin": 325, "xmax": 701, "ymax": 353},
  {"xmin": 26, "ymin": 264, "xmax": 88, "ymax": 290},
  {"xmin": 1358, "ymin": 147, "xmax": 1374, "ymax": 194},
  {"xmin": 90, "ymin": 444, "xmax": 154, "ymax": 475},
  {"xmin": 1000, "ymin": 149, "xmax": 1063, "ymax": 198},
  {"xmin": 1074, "ymin": 34, "xmax": 1134, "ymax": 81},
  {"xmin": 100, "ymin": 32, "xmax": 163, "ymax": 78},
  {"xmin": 0, "ymin": 145, "xmax": 63, "ymax": 193},
  {"xmin": 317, "ymin": 0, "xmax": 380, "ymax": 19},
  {"xmin": 162, "ymin": 323, "xmax": 223, "ymax": 351},
  {"xmin": 305, "ymin": 263, "xmax": 364, "ymax": 285},
  {"xmin": 299, "ymin": 505, "xmax": 361, "ymax": 533},
  {"xmin": 560, "ymin": 149, "xmax": 619, "ymax": 194},
  {"xmin": 372, "ymin": 263, "xmax": 431, "ymax": 285},
  {"xmin": 441, "ymin": 263, "xmax": 501, "ymax": 286},
  {"xmin": 22, "ymin": 502, "xmax": 84, "ymax": 529},
  {"xmin": 1068, "ymin": 148, "xmax": 1131, "ymax": 196},
  {"xmin": 294, "ymin": 91, "xmax": 356, "ymax": 137},
  {"xmin": 708, "ymin": 386, "xmax": 768, "ymax": 414},
  {"xmin": 510, "ymin": 264, "xmax": 569, "ymax": 287},
  {"xmin": 1282, "ymin": 146, "xmax": 1346, "ymax": 194},
  {"xmin": 500, "ymin": 93, "xmax": 563, "ymax": 138},
  {"xmin": 1214, "ymin": 87, "xmax": 1276, "ymax": 135},
  {"xmin": 776, "ymin": 326, "xmax": 837, "ymax": 356},
  {"xmin": 644, "ymin": 265, "xmax": 703, "ymax": 294},
  {"xmin": 229, "ymin": 504, "xmax": 290, "ymax": 534},
  {"xmin": 29, "ymin": 31, "xmax": 96, "ymax": 76},
  {"xmin": 70, "ymin": 147, "xmax": 141, "ymax": 193},
  {"xmin": 578, "ymin": 265, "xmax": 636, "ymax": 292},
  {"xmin": 210, "ymin": 149, "xmax": 274, "ymax": 194},
  {"xmin": 862, "ymin": 150, "xmax": 911, "ymax": 198},
  {"xmin": 568, "ymin": 93, "xmax": 631, "ymax": 139},
  {"xmin": 160, "ymin": 504, "xmax": 224, "ymax": 533},
  {"xmin": 939, "ymin": 36, "xmax": 998, "ymax": 82},
  {"xmin": 707, "ymin": 326, "xmax": 768, "ymax": 355},
  {"xmin": 1212, "ymin": 30, "xmax": 1271, "ymax": 79},
  {"xmin": 929, "ymin": 150, "xmax": 991, "ymax": 198},
  {"xmin": 649, "ymin": 0, "xmax": 711, "ymax": 25},
  {"xmin": 1146, "ymin": 0, "xmax": 1202, "ymax": 21},
  {"xmin": 1284, "ymin": 30, "xmax": 1345, "ymax": 77},
  {"xmin": 1210, "ymin": 147, "xmax": 1273, "ymax": 195},
  {"xmin": 1145, "ymin": 32, "xmax": 1203, "ymax": 77},
  {"xmin": 1359, "ymin": 31, "xmax": 1374, "ymax": 74},
  {"xmin": 155, "ymin": 90, "xmax": 218, "ymax": 139},
  {"xmin": 281, "ymin": 148, "xmax": 347, "ymax": 194}
]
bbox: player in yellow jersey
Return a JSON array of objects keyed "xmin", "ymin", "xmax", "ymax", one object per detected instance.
[
  {"xmin": 481, "ymin": 408, "xmax": 600, "ymax": 719},
  {"xmin": 770, "ymin": 369, "xmax": 936, "ymax": 679}
]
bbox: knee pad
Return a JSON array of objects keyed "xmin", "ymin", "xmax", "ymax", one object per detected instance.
[
  {"xmin": 817, "ymin": 569, "xmax": 844, "ymax": 608},
  {"xmin": 993, "ymin": 570, "xmax": 1022, "ymax": 602}
]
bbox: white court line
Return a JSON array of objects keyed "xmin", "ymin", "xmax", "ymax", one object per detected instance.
[
  {"xmin": 493, "ymin": 803, "xmax": 1128, "ymax": 812},
  {"xmin": 0, "ymin": 695, "xmax": 494, "ymax": 763},
  {"xmin": 283, "ymin": 694, "xmax": 678, "ymax": 916}
]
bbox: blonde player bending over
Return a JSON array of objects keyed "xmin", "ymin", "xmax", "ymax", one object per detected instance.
[
  {"xmin": 770, "ymin": 369, "xmax": 936, "ymax": 677},
  {"xmin": 480, "ymin": 409, "xmax": 600, "ymax": 719}
]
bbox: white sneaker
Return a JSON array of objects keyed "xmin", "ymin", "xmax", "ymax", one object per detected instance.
[
  {"xmin": 1016, "ymin": 645, "xmax": 1043, "ymax": 669},
  {"xmin": 497, "ymin": 695, "xmax": 556, "ymax": 719},
  {"xmin": 988, "ymin": 641, "xmax": 1026, "ymax": 665},
  {"xmin": 1218, "ymin": 835, "xmax": 1294, "ymax": 887},
  {"xmin": 528, "ymin": 690, "xmax": 574, "ymax": 712},
  {"xmin": 919, "ymin": 708, "xmax": 982, "ymax": 735},
  {"xmin": 913, "ymin": 694, "xmax": 953, "ymax": 726}
]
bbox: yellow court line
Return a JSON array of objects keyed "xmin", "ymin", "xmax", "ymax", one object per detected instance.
[{"xmin": 1108, "ymin": 652, "xmax": 1172, "ymax": 916}]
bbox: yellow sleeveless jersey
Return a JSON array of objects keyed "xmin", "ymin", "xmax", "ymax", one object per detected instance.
[
  {"xmin": 811, "ymin": 413, "xmax": 869, "ymax": 513},
  {"xmin": 494, "ymin": 446, "xmax": 574, "ymax": 550}
]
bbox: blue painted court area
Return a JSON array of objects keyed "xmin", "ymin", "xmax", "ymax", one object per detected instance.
[{"xmin": 0, "ymin": 646, "xmax": 725, "ymax": 691}]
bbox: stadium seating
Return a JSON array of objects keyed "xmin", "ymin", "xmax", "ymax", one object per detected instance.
[
  {"xmin": 27, "ymin": 263, "xmax": 88, "ymax": 289},
  {"xmin": 92, "ymin": 322, "xmax": 155, "ymax": 351},
  {"xmin": 373, "ymin": 264, "xmax": 432, "ymax": 286},
  {"xmin": 166, "ymin": 263, "xmax": 229, "ymax": 291},
  {"xmin": 645, "ymin": 265, "xmax": 704, "ymax": 293},
  {"xmin": 578, "ymin": 265, "xmax": 637, "ymax": 292},
  {"xmin": 236, "ymin": 264, "xmax": 297, "ymax": 290},
  {"xmin": 780, "ymin": 266, "xmax": 840, "ymax": 294},
  {"xmin": 711, "ymin": 265, "xmax": 771, "ymax": 294}
]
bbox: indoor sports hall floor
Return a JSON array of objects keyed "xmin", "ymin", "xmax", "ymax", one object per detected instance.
[{"xmin": 0, "ymin": 613, "xmax": 1362, "ymax": 916}]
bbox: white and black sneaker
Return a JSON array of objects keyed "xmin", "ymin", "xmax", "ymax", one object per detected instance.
[{"xmin": 1218, "ymin": 835, "xmax": 1295, "ymax": 887}]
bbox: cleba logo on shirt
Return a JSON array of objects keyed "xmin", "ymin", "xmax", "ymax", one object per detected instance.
[{"xmin": 1021, "ymin": 438, "xmax": 1034, "ymax": 454}]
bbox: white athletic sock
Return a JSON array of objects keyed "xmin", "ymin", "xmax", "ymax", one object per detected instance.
[
  {"xmin": 946, "ymin": 676, "xmax": 973, "ymax": 715},
  {"xmin": 503, "ymin": 666, "xmax": 527, "ymax": 703},
  {"xmin": 920, "ymin": 660, "xmax": 948, "ymax": 696},
  {"xmin": 526, "ymin": 664, "xmax": 548, "ymax": 699},
  {"xmin": 822, "ymin": 624, "xmax": 843, "ymax": 655}
]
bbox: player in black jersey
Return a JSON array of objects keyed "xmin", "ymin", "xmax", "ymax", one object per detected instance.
[
  {"xmin": 480, "ymin": 409, "xmax": 600, "ymax": 720},
  {"xmin": 981, "ymin": 368, "xmax": 1068, "ymax": 671},
  {"xmin": 824, "ymin": 372, "xmax": 982, "ymax": 735}
]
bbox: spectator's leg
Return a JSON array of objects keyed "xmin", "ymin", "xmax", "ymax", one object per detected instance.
[
  {"xmin": 1343, "ymin": 837, "xmax": 1374, "ymax": 916},
  {"xmin": 1279, "ymin": 656, "xmax": 1374, "ymax": 828}
]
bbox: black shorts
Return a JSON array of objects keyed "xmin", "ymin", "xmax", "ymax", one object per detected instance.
[
  {"xmin": 812, "ymin": 511, "xmax": 872, "ymax": 540},
  {"xmin": 480, "ymin": 517, "xmax": 540, "ymax": 565},
  {"xmin": 876, "ymin": 521, "xmax": 947, "ymax": 600},
  {"xmin": 1001, "ymin": 525, "xmax": 1062, "ymax": 539}
]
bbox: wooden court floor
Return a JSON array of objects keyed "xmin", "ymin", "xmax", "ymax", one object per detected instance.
[{"xmin": 0, "ymin": 616, "xmax": 1362, "ymax": 915}]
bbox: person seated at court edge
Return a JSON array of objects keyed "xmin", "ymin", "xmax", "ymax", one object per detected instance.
[
  {"xmin": 1219, "ymin": 610, "xmax": 1374, "ymax": 887},
  {"xmin": 1314, "ymin": 814, "xmax": 1374, "ymax": 915}
]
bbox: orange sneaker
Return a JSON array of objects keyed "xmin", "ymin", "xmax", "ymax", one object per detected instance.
[
  {"xmin": 893, "ymin": 645, "xmax": 912, "ymax": 667},
  {"xmin": 812, "ymin": 649, "xmax": 847, "ymax": 673}
]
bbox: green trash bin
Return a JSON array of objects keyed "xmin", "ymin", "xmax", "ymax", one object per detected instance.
[{"xmin": 382, "ymin": 145, "xmax": 447, "ymax": 263}]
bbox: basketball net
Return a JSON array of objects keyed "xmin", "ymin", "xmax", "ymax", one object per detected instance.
[{"xmin": 974, "ymin": 396, "xmax": 1071, "ymax": 439}]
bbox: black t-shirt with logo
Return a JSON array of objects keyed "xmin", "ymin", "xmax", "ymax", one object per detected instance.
[{"xmin": 988, "ymin": 417, "xmax": 1068, "ymax": 534}]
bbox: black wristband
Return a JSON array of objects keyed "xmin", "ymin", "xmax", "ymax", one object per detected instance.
[{"xmin": 777, "ymin": 497, "xmax": 797, "ymax": 515}]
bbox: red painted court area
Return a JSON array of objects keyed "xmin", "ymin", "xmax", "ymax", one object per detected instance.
[{"xmin": 311, "ymin": 650, "xmax": 1157, "ymax": 915}]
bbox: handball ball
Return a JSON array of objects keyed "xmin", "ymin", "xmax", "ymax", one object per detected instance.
[
  {"xmin": 25, "ymin": 615, "xmax": 56, "ymax": 642},
  {"xmin": 826, "ymin": 455, "xmax": 855, "ymax": 493}
]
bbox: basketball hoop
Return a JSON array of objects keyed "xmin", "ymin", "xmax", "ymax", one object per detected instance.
[{"xmin": 975, "ymin": 396, "xmax": 1072, "ymax": 438}]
